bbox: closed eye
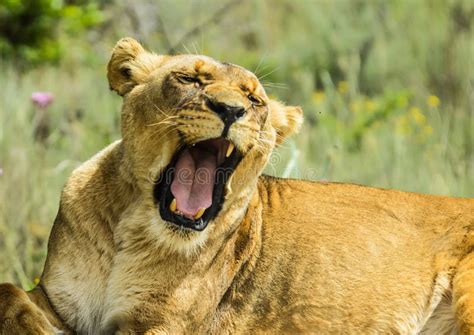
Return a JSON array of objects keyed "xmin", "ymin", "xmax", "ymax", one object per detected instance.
[
  {"xmin": 248, "ymin": 94, "xmax": 264, "ymax": 106},
  {"xmin": 176, "ymin": 73, "xmax": 201, "ymax": 86}
]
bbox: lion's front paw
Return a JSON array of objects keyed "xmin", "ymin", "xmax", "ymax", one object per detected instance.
[{"xmin": 0, "ymin": 283, "xmax": 58, "ymax": 335}]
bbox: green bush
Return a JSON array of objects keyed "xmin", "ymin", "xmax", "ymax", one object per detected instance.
[{"xmin": 0, "ymin": 0, "xmax": 104, "ymax": 66}]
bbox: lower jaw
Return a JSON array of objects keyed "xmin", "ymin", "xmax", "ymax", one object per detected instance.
[
  {"xmin": 158, "ymin": 195, "xmax": 211, "ymax": 231},
  {"xmin": 153, "ymin": 153, "xmax": 242, "ymax": 232}
]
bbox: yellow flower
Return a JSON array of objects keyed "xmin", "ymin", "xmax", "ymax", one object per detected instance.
[
  {"xmin": 396, "ymin": 115, "xmax": 410, "ymax": 135},
  {"xmin": 312, "ymin": 91, "xmax": 325, "ymax": 104},
  {"xmin": 364, "ymin": 99, "xmax": 377, "ymax": 112},
  {"xmin": 33, "ymin": 277, "xmax": 40, "ymax": 285},
  {"xmin": 427, "ymin": 95, "xmax": 440, "ymax": 108},
  {"xmin": 410, "ymin": 107, "xmax": 426, "ymax": 125},
  {"xmin": 417, "ymin": 125, "xmax": 434, "ymax": 142},
  {"xmin": 337, "ymin": 81, "xmax": 348, "ymax": 94},
  {"xmin": 350, "ymin": 100, "xmax": 361, "ymax": 113},
  {"xmin": 423, "ymin": 125, "xmax": 433, "ymax": 136}
]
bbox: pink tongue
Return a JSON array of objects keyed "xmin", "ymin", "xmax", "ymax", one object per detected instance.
[{"xmin": 170, "ymin": 148, "xmax": 217, "ymax": 218}]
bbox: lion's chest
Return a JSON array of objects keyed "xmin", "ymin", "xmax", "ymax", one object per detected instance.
[
  {"xmin": 44, "ymin": 255, "xmax": 111, "ymax": 334},
  {"xmin": 52, "ymin": 256, "xmax": 146, "ymax": 334}
]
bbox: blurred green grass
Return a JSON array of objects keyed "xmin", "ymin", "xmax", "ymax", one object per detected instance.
[{"xmin": 0, "ymin": 0, "xmax": 473, "ymax": 287}]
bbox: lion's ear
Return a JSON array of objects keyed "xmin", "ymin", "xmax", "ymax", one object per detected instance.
[
  {"xmin": 269, "ymin": 100, "xmax": 303, "ymax": 145},
  {"xmin": 107, "ymin": 37, "xmax": 162, "ymax": 96}
]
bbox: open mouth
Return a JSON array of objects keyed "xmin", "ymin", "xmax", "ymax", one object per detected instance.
[{"xmin": 153, "ymin": 137, "xmax": 242, "ymax": 231}]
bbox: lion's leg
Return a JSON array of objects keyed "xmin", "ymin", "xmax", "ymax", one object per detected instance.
[
  {"xmin": 28, "ymin": 285, "xmax": 70, "ymax": 333},
  {"xmin": 0, "ymin": 283, "xmax": 67, "ymax": 335},
  {"xmin": 453, "ymin": 252, "xmax": 474, "ymax": 334}
]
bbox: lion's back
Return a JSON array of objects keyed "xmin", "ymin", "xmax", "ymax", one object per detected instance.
[{"xmin": 233, "ymin": 176, "xmax": 472, "ymax": 333}]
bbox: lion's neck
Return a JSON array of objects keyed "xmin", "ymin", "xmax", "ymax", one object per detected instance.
[
  {"xmin": 100, "ymin": 185, "xmax": 265, "ymax": 333},
  {"xmin": 102, "ymin": 142, "xmax": 142, "ymax": 228}
]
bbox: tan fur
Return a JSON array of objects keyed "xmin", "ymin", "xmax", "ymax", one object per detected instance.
[{"xmin": 1, "ymin": 38, "xmax": 473, "ymax": 335}]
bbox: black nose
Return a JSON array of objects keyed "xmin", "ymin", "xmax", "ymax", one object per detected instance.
[{"xmin": 206, "ymin": 99, "xmax": 246, "ymax": 137}]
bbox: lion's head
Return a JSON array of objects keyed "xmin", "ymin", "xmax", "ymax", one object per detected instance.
[{"xmin": 107, "ymin": 38, "xmax": 302, "ymax": 251}]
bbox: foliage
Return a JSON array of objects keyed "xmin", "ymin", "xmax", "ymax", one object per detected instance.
[{"xmin": 0, "ymin": 0, "xmax": 104, "ymax": 66}]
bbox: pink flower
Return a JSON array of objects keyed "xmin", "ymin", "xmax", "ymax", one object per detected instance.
[
  {"xmin": 31, "ymin": 92, "xmax": 54, "ymax": 108},
  {"xmin": 0, "ymin": 167, "xmax": 3, "ymax": 177}
]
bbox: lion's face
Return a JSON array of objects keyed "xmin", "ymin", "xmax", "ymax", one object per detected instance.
[{"xmin": 107, "ymin": 38, "xmax": 302, "ymax": 248}]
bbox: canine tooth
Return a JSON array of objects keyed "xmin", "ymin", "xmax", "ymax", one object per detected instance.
[
  {"xmin": 226, "ymin": 174, "xmax": 234, "ymax": 195},
  {"xmin": 194, "ymin": 208, "xmax": 205, "ymax": 220},
  {"xmin": 226, "ymin": 143, "xmax": 235, "ymax": 158},
  {"xmin": 169, "ymin": 198, "xmax": 177, "ymax": 213}
]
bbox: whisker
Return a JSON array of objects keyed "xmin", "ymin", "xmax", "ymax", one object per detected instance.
[
  {"xmin": 257, "ymin": 137, "xmax": 273, "ymax": 144},
  {"xmin": 258, "ymin": 129, "xmax": 274, "ymax": 135},
  {"xmin": 256, "ymin": 137, "xmax": 274, "ymax": 147},
  {"xmin": 262, "ymin": 82, "xmax": 288, "ymax": 90},
  {"xmin": 235, "ymin": 125, "xmax": 260, "ymax": 132},
  {"xmin": 200, "ymin": 30, "xmax": 204, "ymax": 55},
  {"xmin": 151, "ymin": 102, "xmax": 181, "ymax": 118},
  {"xmin": 147, "ymin": 117, "xmax": 179, "ymax": 128},
  {"xmin": 153, "ymin": 126, "xmax": 177, "ymax": 139},
  {"xmin": 148, "ymin": 119, "xmax": 178, "ymax": 135},
  {"xmin": 262, "ymin": 82, "xmax": 287, "ymax": 87},
  {"xmin": 253, "ymin": 53, "xmax": 268, "ymax": 76},
  {"xmin": 192, "ymin": 42, "xmax": 199, "ymax": 55},
  {"xmin": 149, "ymin": 122, "xmax": 175, "ymax": 135},
  {"xmin": 258, "ymin": 66, "xmax": 281, "ymax": 81},
  {"xmin": 152, "ymin": 104, "xmax": 169, "ymax": 117},
  {"xmin": 150, "ymin": 121, "xmax": 177, "ymax": 128},
  {"xmin": 182, "ymin": 43, "xmax": 192, "ymax": 55},
  {"xmin": 255, "ymin": 63, "xmax": 273, "ymax": 77}
]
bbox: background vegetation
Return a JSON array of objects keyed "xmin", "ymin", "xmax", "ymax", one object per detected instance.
[{"xmin": 1, "ymin": 0, "xmax": 473, "ymax": 287}]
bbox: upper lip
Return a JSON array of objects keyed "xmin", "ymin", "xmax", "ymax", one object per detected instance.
[{"xmin": 153, "ymin": 137, "xmax": 242, "ymax": 231}]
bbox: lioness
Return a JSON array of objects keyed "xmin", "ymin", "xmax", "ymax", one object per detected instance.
[{"xmin": 1, "ymin": 38, "xmax": 473, "ymax": 335}]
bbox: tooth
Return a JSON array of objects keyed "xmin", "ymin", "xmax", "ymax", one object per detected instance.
[
  {"xmin": 194, "ymin": 208, "xmax": 205, "ymax": 220},
  {"xmin": 169, "ymin": 198, "xmax": 177, "ymax": 213},
  {"xmin": 226, "ymin": 143, "xmax": 235, "ymax": 158},
  {"xmin": 226, "ymin": 174, "xmax": 234, "ymax": 195}
]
